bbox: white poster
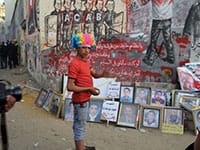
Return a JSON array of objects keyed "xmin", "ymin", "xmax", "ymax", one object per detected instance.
[{"xmin": 100, "ymin": 100, "xmax": 120, "ymax": 122}]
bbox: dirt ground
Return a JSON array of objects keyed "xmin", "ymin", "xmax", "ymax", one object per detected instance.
[{"xmin": 0, "ymin": 66, "xmax": 196, "ymax": 150}]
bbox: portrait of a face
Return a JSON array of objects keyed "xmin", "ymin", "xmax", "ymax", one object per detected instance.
[
  {"xmin": 65, "ymin": 99, "xmax": 74, "ymax": 121},
  {"xmin": 120, "ymin": 86, "xmax": 134, "ymax": 103},
  {"xmin": 151, "ymin": 89, "xmax": 166, "ymax": 106},
  {"xmin": 163, "ymin": 108, "xmax": 183, "ymax": 125},
  {"xmin": 87, "ymin": 100, "xmax": 103, "ymax": 122},
  {"xmin": 117, "ymin": 104, "xmax": 139, "ymax": 128},
  {"xmin": 142, "ymin": 108, "xmax": 160, "ymax": 128},
  {"xmin": 134, "ymin": 87, "xmax": 150, "ymax": 105}
]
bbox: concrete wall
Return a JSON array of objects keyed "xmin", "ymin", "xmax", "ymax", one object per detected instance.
[{"xmin": 13, "ymin": 0, "xmax": 200, "ymax": 92}]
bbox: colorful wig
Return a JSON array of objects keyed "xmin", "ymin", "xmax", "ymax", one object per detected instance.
[{"xmin": 71, "ymin": 33, "xmax": 96, "ymax": 50}]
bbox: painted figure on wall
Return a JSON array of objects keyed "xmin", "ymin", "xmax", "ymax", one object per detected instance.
[
  {"xmin": 28, "ymin": 0, "xmax": 39, "ymax": 35},
  {"xmin": 183, "ymin": 1, "xmax": 200, "ymax": 61},
  {"xmin": 52, "ymin": 0, "xmax": 63, "ymax": 48},
  {"xmin": 139, "ymin": 0, "xmax": 175, "ymax": 66},
  {"xmin": 44, "ymin": 0, "xmax": 63, "ymax": 49},
  {"xmin": 72, "ymin": 0, "xmax": 84, "ymax": 34},
  {"xmin": 62, "ymin": 0, "xmax": 73, "ymax": 50},
  {"xmin": 82, "ymin": 0, "xmax": 95, "ymax": 34},
  {"xmin": 104, "ymin": 0, "xmax": 124, "ymax": 41},
  {"xmin": 94, "ymin": 0, "xmax": 104, "ymax": 41}
]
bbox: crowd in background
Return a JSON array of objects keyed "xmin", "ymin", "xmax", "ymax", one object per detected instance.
[{"xmin": 0, "ymin": 40, "xmax": 19, "ymax": 69}]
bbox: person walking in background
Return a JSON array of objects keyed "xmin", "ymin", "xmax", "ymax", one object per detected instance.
[
  {"xmin": 0, "ymin": 41, "xmax": 8, "ymax": 69},
  {"xmin": 7, "ymin": 40, "xmax": 18, "ymax": 69},
  {"xmin": 0, "ymin": 42, "xmax": 4, "ymax": 69},
  {"xmin": 67, "ymin": 33, "xmax": 109, "ymax": 150}
]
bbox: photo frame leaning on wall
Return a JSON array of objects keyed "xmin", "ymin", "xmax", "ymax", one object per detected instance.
[
  {"xmin": 134, "ymin": 86, "xmax": 151, "ymax": 105},
  {"xmin": 150, "ymin": 88, "xmax": 167, "ymax": 107},
  {"xmin": 87, "ymin": 99, "xmax": 103, "ymax": 123},
  {"xmin": 162, "ymin": 107, "xmax": 184, "ymax": 135},
  {"xmin": 179, "ymin": 96, "xmax": 200, "ymax": 112},
  {"xmin": 64, "ymin": 98, "xmax": 74, "ymax": 121},
  {"xmin": 43, "ymin": 89, "xmax": 54, "ymax": 111},
  {"xmin": 100, "ymin": 100, "xmax": 120, "ymax": 122},
  {"xmin": 49, "ymin": 92, "xmax": 63, "ymax": 118},
  {"xmin": 117, "ymin": 103, "xmax": 140, "ymax": 128},
  {"xmin": 139, "ymin": 105, "xmax": 162, "ymax": 129},
  {"xmin": 35, "ymin": 88, "xmax": 48, "ymax": 107},
  {"xmin": 171, "ymin": 89, "xmax": 195, "ymax": 107},
  {"xmin": 192, "ymin": 107, "xmax": 200, "ymax": 135},
  {"xmin": 119, "ymin": 85, "xmax": 134, "ymax": 103}
]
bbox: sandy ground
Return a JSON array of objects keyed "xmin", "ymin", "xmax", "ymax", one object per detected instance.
[{"xmin": 0, "ymin": 66, "xmax": 197, "ymax": 150}]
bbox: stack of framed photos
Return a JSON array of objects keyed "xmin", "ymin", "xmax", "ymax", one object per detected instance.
[
  {"xmin": 32, "ymin": 74, "xmax": 200, "ymax": 136},
  {"xmin": 35, "ymin": 88, "xmax": 63, "ymax": 118}
]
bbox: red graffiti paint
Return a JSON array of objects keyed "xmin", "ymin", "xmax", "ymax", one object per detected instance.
[{"xmin": 175, "ymin": 37, "xmax": 190, "ymax": 44}]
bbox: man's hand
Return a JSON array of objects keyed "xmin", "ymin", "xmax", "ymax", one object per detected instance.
[
  {"xmin": 89, "ymin": 87, "xmax": 100, "ymax": 96},
  {"xmin": 4, "ymin": 95, "xmax": 16, "ymax": 112}
]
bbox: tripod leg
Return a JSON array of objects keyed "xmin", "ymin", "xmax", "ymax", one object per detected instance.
[{"xmin": 1, "ymin": 111, "xmax": 8, "ymax": 150}]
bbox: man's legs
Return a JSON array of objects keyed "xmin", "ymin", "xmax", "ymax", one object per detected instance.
[{"xmin": 73, "ymin": 102, "xmax": 88, "ymax": 150}]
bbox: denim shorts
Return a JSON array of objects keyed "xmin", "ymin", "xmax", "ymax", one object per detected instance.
[{"xmin": 73, "ymin": 102, "xmax": 88, "ymax": 141}]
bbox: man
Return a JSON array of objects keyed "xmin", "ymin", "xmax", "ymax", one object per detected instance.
[
  {"xmin": 182, "ymin": 73, "xmax": 195, "ymax": 90},
  {"xmin": 165, "ymin": 109, "xmax": 181, "ymax": 125},
  {"xmin": 120, "ymin": 106, "xmax": 135, "ymax": 124},
  {"xmin": 67, "ymin": 33, "xmax": 109, "ymax": 150},
  {"xmin": 151, "ymin": 90, "xmax": 165, "ymax": 105},
  {"xmin": 139, "ymin": 0, "xmax": 175, "ymax": 66},
  {"xmin": 143, "ymin": 110, "xmax": 158, "ymax": 128},
  {"xmin": 135, "ymin": 89, "xmax": 148, "ymax": 105},
  {"xmin": 87, "ymin": 103, "xmax": 101, "ymax": 122},
  {"xmin": 120, "ymin": 87, "xmax": 133, "ymax": 103}
]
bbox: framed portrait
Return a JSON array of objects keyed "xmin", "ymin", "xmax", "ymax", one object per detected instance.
[
  {"xmin": 172, "ymin": 90, "xmax": 194, "ymax": 107},
  {"xmin": 117, "ymin": 103, "xmax": 140, "ymax": 128},
  {"xmin": 162, "ymin": 107, "xmax": 184, "ymax": 135},
  {"xmin": 177, "ymin": 66, "xmax": 199, "ymax": 91},
  {"xmin": 100, "ymin": 100, "xmax": 120, "ymax": 122},
  {"xmin": 64, "ymin": 98, "xmax": 74, "ymax": 121},
  {"xmin": 140, "ymin": 105, "xmax": 162, "ymax": 129},
  {"xmin": 49, "ymin": 93, "xmax": 63, "ymax": 117},
  {"xmin": 150, "ymin": 88, "xmax": 167, "ymax": 107},
  {"xmin": 179, "ymin": 96, "xmax": 200, "ymax": 112},
  {"xmin": 43, "ymin": 89, "xmax": 54, "ymax": 111},
  {"xmin": 134, "ymin": 86, "xmax": 151, "ymax": 105},
  {"xmin": 119, "ymin": 86, "xmax": 134, "ymax": 103},
  {"xmin": 192, "ymin": 107, "xmax": 200, "ymax": 135},
  {"xmin": 87, "ymin": 99, "xmax": 103, "ymax": 123},
  {"xmin": 35, "ymin": 88, "xmax": 48, "ymax": 107}
]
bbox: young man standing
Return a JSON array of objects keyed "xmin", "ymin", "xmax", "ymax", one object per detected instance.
[{"xmin": 67, "ymin": 33, "xmax": 108, "ymax": 150}]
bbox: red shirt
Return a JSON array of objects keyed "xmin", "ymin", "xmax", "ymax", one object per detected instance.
[{"xmin": 68, "ymin": 57, "xmax": 93, "ymax": 103}]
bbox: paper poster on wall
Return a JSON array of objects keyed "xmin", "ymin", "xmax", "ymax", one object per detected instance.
[
  {"xmin": 100, "ymin": 100, "xmax": 120, "ymax": 122},
  {"xmin": 92, "ymin": 77, "xmax": 116, "ymax": 99},
  {"xmin": 106, "ymin": 81, "xmax": 121, "ymax": 99}
]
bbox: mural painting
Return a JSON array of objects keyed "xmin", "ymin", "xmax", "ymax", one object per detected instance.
[{"xmin": 25, "ymin": 0, "xmax": 200, "ymax": 91}]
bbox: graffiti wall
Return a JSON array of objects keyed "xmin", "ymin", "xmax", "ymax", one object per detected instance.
[{"xmin": 24, "ymin": 0, "xmax": 200, "ymax": 92}]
